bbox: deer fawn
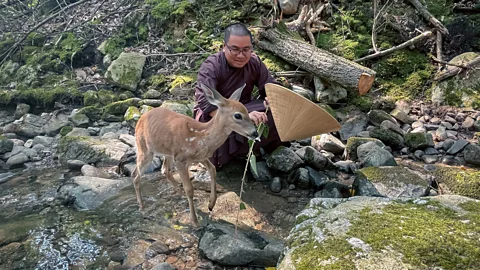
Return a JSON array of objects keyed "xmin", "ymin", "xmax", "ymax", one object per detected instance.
[{"xmin": 132, "ymin": 83, "xmax": 258, "ymax": 227}]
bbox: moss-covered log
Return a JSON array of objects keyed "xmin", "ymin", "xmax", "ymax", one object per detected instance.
[{"xmin": 256, "ymin": 27, "xmax": 376, "ymax": 94}]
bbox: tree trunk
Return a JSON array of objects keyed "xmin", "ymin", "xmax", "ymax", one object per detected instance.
[{"xmin": 256, "ymin": 28, "xmax": 376, "ymax": 95}]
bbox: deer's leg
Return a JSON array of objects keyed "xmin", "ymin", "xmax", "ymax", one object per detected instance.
[
  {"xmin": 162, "ymin": 156, "xmax": 181, "ymax": 193},
  {"xmin": 200, "ymin": 159, "xmax": 217, "ymax": 211},
  {"xmin": 177, "ymin": 161, "xmax": 199, "ymax": 227},
  {"xmin": 133, "ymin": 150, "xmax": 154, "ymax": 210}
]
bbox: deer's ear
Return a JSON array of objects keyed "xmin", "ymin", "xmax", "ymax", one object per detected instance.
[
  {"xmin": 229, "ymin": 83, "xmax": 246, "ymax": 102},
  {"xmin": 200, "ymin": 83, "xmax": 227, "ymax": 107}
]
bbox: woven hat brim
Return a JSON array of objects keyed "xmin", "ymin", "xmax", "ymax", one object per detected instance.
[{"xmin": 265, "ymin": 83, "xmax": 341, "ymax": 142}]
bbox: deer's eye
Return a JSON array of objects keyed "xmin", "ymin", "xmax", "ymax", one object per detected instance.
[{"xmin": 233, "ymin": 113, "xmax": 243, "ymax": 120}]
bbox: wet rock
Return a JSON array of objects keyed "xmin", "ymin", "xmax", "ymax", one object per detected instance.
[
  {"xmin": 312, "ymin": 134, "xmax": 345, "ymax": 154},
  {"xmin": 442, "ymin": 156, "xmax": 457, "ymax": 165},
  {"xmin": 352, "ymin": 171, "xmax": 383, "ymax": 197},
  {"xmin": 368, "ymin": 110, "xmax": 398, "ymax": 127},
  {"xmin": 287, "ymin": 168, "xmax": 310, "ymax": 188},
  {"xmin": 57, "ymin": 176, "xmax": 131, "ymax": 209},
  {"xmin": 338, "ymin": 113, "xmax": 368, "ymax": 141},
  {"xmin": 357, "ymin": 141, "xmax": 396, "ymax": 167},
  {"xmin": 270, "ymin": 177, "xmax": 282, "ymax": 193},
  {"xmin": 463, "ymin": 144, "xmax": 480, "ymax": 166},
  {"xmin": 251, "ymin": 161, "xmax": 272, "ymax": 182},
  {"xmin": 299, "ymin": 146, "xmax": 325, "ymax": 170},
  {"xmin": 0, "ymin": 172, "xmax": 15, "ymax": 184},
  {"xmin": 443, "ymin": 139, "xmax": 455, "ymax": 151},
  {"xmin": 446, "ymin": 139, "xmax": 469, "ymax": 155},
  {"xmin": 345, "ymin": 137, "xmax": 385, "ymax": 161},
  {"xmin": 370, "ymin": 128, "xmax": 404, "ymax": 149},
  {"xmin": 404, "ymin": 132, "xmax": 434, "ymax": 150},
  {"xmin": 305, "ymin": 166, "xmax": 328, "ymax": 190},
  {"xmin": 0, "ymin": 137, "xmax": 14, "ymax": 154},
  {"xmin": 198, "ymin": 222, "xmax": 283, "ymax": 267},
  {"xmin": 57, "ymin": 136, "xmax": 130, "ymax": 166}
]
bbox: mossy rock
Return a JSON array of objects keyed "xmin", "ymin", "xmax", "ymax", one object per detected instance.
[
  {"xmin": 160, "ymin": 100, "xmax": 193, "ymax": 117},
  {"xmin": 102, "ymin": 98, "xmax": 141, "ymax": 117},
  {"xmin": 59, "ymin": 126, "xmax": 74, "ymax": 137},
  {"xmin": 83, "ymin": 90, "xmax": 99, "ymax": 107},
  {"xmin": 345, "ymin": 137, "xmax": 385, "ymax": 161},
  {"xmin": 76, "ymin": 106, "xmax": 103, "ymax": 122},
  {"xmin": 0, "ymin": 137, "xmax": 14, "ymax": 154},
  {"xmin": 369, "ymin": 128, "xmax": 404, "ymax": 149},
  {"xmin": 278, "ymin": 195, "xmax": 480, "ymax": 270},
  {"xmin": 105, "ymin": 52, "xmax": 146, "ymax": 91},
  {"xmin": 0, "ymin": 60, "xmax": 20, "ymax": 85},
  {"xmin": 432, "ymin": 166, "xmax": 480, "ymax": 199},
  {"xmin": 367, "ymin": 109, "xmax": 397, "ymax": 126},
  {"xmin": 124, "ymin": 106, "xmax": 141, "ymax": 128},
  {"xmin": 405, "ymin": 132, "xmax": 434, "ymax": 150},
  {"xmin": 431, "ymin": 52, "xmax": 480, "ymax": 108}
]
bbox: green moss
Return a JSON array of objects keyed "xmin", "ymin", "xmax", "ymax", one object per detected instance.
[
  {"xmin": 360, "ymin": 167, "xmax": 426, "ymax": 186},
  {"xmin": 169, "ymin": 74, "xmax": 194, "ymax": 90},
  {"xmin": 256, "ymin": 51, "xmax": 289, "ymax": 72},
  {"xmin": 432, "ymin": 167, "xmax": 480, "ymax": 199},
  {"xmin": 317, "ymin": 103, "xmax": 336, "ymax": 118},
  {"xmin": 148, "ymin": 74, "xmax": 167, "ymax": 88},
  {"xmin": 77, "ymin": 106, "xmax": 103, "ymax": 121},
  {"xmin": 291, "ymin": 238, "xmax": 355, "ymax": 270},
  {"xmin": 350, "ymin": 201, "xmax": 480, "ymax": 269},
  {"xmin": 60, "ymin": 126, "xmax": 73, "ymax": 136},
  {"xmin": 369, "ymin": 128, "xmax": 404, "ymax": 149},
  {"xmin": 404, "ymin": 132, "xmax": 433, "ymax": 150},
  {"xmin": 97, "ymin": 90, "xmax": 118, "ymax": 106},
  {"xmin": 424, "ymin": 0, "xmax": 454, "ymax": 19},
  {"xmin": 25, "ymin": 32, "xmax": 46, "ymax": 47},
  {"xmin": 349, "ymin": 94, "xmax": 373, "ymax": 112},
  {"xmin": 0, "ymin": 91, "xmax": 13, "ymax": 106},
  {"xmin": 102, "ymin": 98, "xmax": 140, "ymax": 117}
]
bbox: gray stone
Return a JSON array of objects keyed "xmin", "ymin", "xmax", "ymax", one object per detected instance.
[
  {"xmin": 356, "ymin": 131, "xmax": 370, "ymax": 137},
  {"xmin": 380, "ymin": 120, "xmax": 404, "ymax": 136},
  {"xmin": 306, "ymin": 166, "xmax": 328, "ymax": 189},
  {"xmin": 404, "ymin": 132, "xmax": 434, "ymax": 150},
  {"xmin": 334, "ymin": 160, "xmax": 357, "ymax": 173},
  {"xmin": 99, "ymin": 122, "xmax": 123, "ymax": 136},
  {"xmin": 6, "ymin": 153, "xmax": 29, "ymax": 167},
  {"xmin": 0, "ymin": 172, "xmax": 15, "ymax": 184},
  {"xmin": 370, "ymin": 127, "xmax": 404, "ymax": 149},
  {"xmin": 462, "ymin": 117, "xmax": 475, "ymax": 129},
  {"xmin": 429, "ymin": 117, "xmax": 441, "ymax": 125},
  {"xmin": 357, "ymin": 142, "xmax": 397, "ymax": 167},
  {"xmin": 441, "ymin": 121, "xmax": 453, "ymax": 130},
  {"xmin": 143, "ymin": 89, "xmax": 162, "ymax": 99},
  {"xmin": 199, "ymin": 222, "xmax": 283, "ymax": 267},
  {"xmin": 67, "ymin": 159, "xmax": 87, "ymax": 170},
  {"xmin": 314, "ymin": 79, "xmax": 348, "ymax": 103},
  {"xmin": 368, "ymin": 110, "xmax": 398, "ymax": 127},
  {"xmin": 270, "ymin": 177, "xmax": 282, "ymax": 193},
  {"xmin": 390, "ymin": 108, "xmax": 414, "ymax": 124},
  {"xmin": 160, "ymin": 101, "xmax": 193, "ymax": 117},
  {"xmin": 443, "ymin": 139, "xmax": 455, "ymax": 151},
  {"xmin": 66, "ymin": 128, "xmax": 91, "ymax": 137},
  {"xmin": 32, "ymin": 144, "xmax": 45, "ymax": 153},
  {"xmin": 81, "ymin": 165, "xmax": 112, "ymax": 179},
  {"xmin": 13, "ymin": 113, "xmax": 69, "ymax": 138},
  {"xmin": 422, "ymin": 155, "xmax": 438, "ymax": 164},
  {"xmin": 301, "ymin": 146, "xmax": 326, "ymax": 170},
  {"xmin": 445, "ymin": 115, "xmax": 457, "ymax": 124},
  {"xmin": 151, "ymin": 263, "xmax": 176, "ymax": 270},
  {"xmin": 287, "ymin": 168, "xmax": 310, "ymax": 188},
  {"xmin": 315, "ymin": 182, "xmax": 350, "ymax": 198},
  {"xmin": 345, "ymin": 137, "xmax": 385, "ymax": 161},
  {"xmin": 446, "ymin": 139, "xmax": 469, "ymax": 155},
  {"xmin": 352, "ymin": 171, "xmax": 383, "ymax": 197},
  {"xmin": 312, "ymin": 133, "xmax": 345, "ymax": 154},
  {"xmin": 338, "ymin": 113, "xmax": 368, "ymax": 141},
  {"xmin": 33, "ymin": 136, "xmax": 54, "ymax": 147},
  {"xmin": 105, "ymin": 52, "xmax": 146, "ymax": 91},
  {"xmin": 424, "ymin": 147, "xmax": 439, "ymax": 155},
  {"xmin": 435, "ymin": 126, "xmax": 448, "ymax": 141},
  {"xmin": 463, "ymin": 144, "xmax": 480, "ymax": 166},
  {"xmin": 0, "ymin": 138, "xmax": 14, "ymax": 154},
  {"xmin": 412, "ymin": 121, "xmax": 424, "ymax": 129},
  {"xmin": 474, "ymin": 120, "xmax": 480, "ymax": 131},
  {"xmin": 70, "ymin": 111, "xmax": 90, "ymax": 127},
  {"xmin": 252, "ymin": 161, "xmax": 273, "ymax": 182},
  {"xmin": 14, "ymin": 103, "xmax": 30, "ymax": 119},
  {"xmin": 278, "ymin": 0, "xmax": 300, "ymax": 15},
  {"xmin": 414, "ymin": 150, "xmax": 425, "ymax": 159},
  {"xmin": 267, "ymin": 147, "xmax": 304, "ymax": 172}
]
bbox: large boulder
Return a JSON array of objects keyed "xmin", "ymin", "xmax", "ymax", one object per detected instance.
[
  {"xmin": 431, "ymin": 52, "xmax": 480, "ymax": 108},
  {"xmin": 357, "ymin": 142, "xmax": 397, "ymax": 167},
  {"xmin": 105, "ymin": 52, "xmax": 146, "ymax": 91},
  {"xmin": 338, "ymin": 113, "xmax": 368, "ymax": 141},
  {"xmin": 13, "ymin": 113, "xmax": 70, "ymax": 138},
  {"xmin": 360, "ymin": 166, "xmax": 430, "ymax": 198},
  {"xmin": 404, "ymin": 132, "xmax": 434, "ymax": 150},
  {"xmin": 464, "ymin": 144, "xmax": 480, "ymax": 166},
  {"xmin": 277, "ymin": 195, "xmax": 480, "ymax": 269},
  {"xmin": 57, "ymin": 135, "xmax": 131, "ymax": 166},
  {"xmin": 369, "ymin": 127, "xmax": 404, "ymax": 149},
  {"xmin": 368, "ymin": 109, "xmax": 398, "ymax": 126},
  {"xmin": 267, "ymin": 146, "xmax": 304, "ymax": 172},
  {"xmin": 199, "ymin": 221, "xmax": 283, "ymax": 267},
  {"xmin": 345, "ymin": 137, "xmax": 385, "ymax": 161}
]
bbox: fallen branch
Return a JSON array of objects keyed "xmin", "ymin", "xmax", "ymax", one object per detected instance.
[
  {"xmin": 434, "ymin": 56, "xmax": 480, "ymax": 81},
  {"xmin": 431, "ymin": 56, "xmax": 468, "ymax": 69},
  {"xmin": 406, "ymin": 0, "xmax": 449, "ymax": 35},
  {"xmin": 0, "ymin": 0, "xmax": 91, "ymax": 65},
  {"xmin": 354, "ymin": 30, "xmax": 433, "ymax": 62},
  {"xmin": 273, "ymin": 70, "xmax": 309, "ymax": 77},
  {"xmin": 436, "ymin": 31, "xmax": 443, "ymax": 69}
]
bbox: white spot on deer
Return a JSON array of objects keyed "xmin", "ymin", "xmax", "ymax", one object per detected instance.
[{"xmin": 189, "ymin": 137, "xmax": 196, "ymax": 142}]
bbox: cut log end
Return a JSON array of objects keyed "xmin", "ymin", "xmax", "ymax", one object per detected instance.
[{"xmin": 358, "ymin": 73, "xmax": 375, "ymax": 95}]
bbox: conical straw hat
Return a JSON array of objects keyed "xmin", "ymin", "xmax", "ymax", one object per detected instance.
[{"xmin": 265, "ymin": 83, "xmax": 341, "ymax": 142}]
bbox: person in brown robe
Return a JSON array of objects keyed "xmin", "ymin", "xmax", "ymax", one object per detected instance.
[{"xmin": 193, "ymin": 23, "xmax": 288, "ymax": 169}]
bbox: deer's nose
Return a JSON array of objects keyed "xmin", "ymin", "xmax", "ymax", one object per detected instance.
[{"xmin": 252, "ymin": 130, "xmax": 259, "ymax": 138}]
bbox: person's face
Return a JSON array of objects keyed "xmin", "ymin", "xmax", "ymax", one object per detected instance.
[{"xmin": 223, "ymin": 35, "xmax": 253, "ymax": 68}]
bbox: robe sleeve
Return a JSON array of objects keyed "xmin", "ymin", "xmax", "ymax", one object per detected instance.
[
  {"xmin": 254, "ymin": 55, "xmax": 278, "ymax": 98},
  {"xmin": 194, "ymin": 57, "xmax": 219, "ymax": 117}
]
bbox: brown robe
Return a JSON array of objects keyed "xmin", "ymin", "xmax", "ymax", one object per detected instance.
[{"xmin": 193, "ymin": 51, "xmax": 287, "ymax": 168}]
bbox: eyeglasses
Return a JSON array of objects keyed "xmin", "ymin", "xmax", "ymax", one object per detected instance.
[{"xmin": 225, "ymin": 43, "xmax": 253, "ymax": 56}]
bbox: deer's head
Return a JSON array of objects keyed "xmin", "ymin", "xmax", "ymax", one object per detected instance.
[{"xmin": 200, "ymin": 83, "xmax": 258, "ymax": 140}]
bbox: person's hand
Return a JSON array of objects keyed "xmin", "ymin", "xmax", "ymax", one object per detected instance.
[
  {"xmin": 263, "ymin": 97, "xmax": 269, "ymax": 109},
  {"xmin": 249, "ymin": 111, "xmax": 268, "ymax": 126}
]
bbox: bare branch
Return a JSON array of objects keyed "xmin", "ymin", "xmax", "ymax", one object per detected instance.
[
  {"xmin": 434, "ymin": 56, "xmax": 480, "ymax": 81},
  {"xmin": 355, "ymin": 30, "xmax": 433, "ymax": 62},
  {"xmin": 405, "ymin": 0, "xmax": 449, "ymax": 35}
]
